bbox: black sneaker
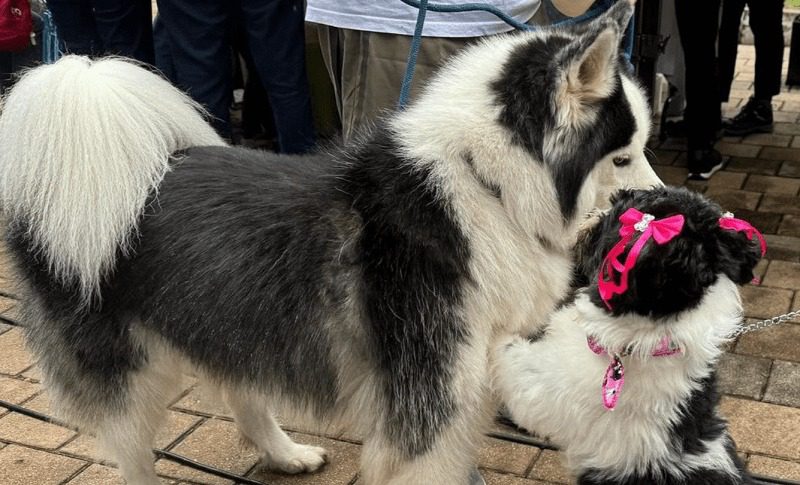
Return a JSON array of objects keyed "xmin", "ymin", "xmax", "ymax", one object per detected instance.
[
  {"xmin": 723, "ymin": 96, "xmax": 774, "ymax": 136},
  {"xmin": 687, "ymin": 148, "xmax": 727, "ymax": 181}
]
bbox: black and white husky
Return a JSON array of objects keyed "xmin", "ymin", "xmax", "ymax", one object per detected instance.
[
  {"xmin": 0, "ymin": 1, "xmax": 660, "ymax": 483},
  {"xmin": 493, "ymin": 186, "xmax": 762, "ymax": 485}
]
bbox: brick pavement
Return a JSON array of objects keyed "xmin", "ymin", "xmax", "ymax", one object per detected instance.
[{"xmin": 0, "ymin": 44, "xmax": 799, "ymax": 484}]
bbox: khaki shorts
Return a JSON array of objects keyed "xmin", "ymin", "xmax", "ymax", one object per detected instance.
[{"xmin": 312, "ymin": 24, "xmax": 472, "ymax": 141}]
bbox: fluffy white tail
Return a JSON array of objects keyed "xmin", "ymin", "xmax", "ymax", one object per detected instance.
[{"xmin": 0, "ymin": 56, "xmax": 224, "ymax": 302}]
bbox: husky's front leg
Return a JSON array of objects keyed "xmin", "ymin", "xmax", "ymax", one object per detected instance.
[{"xmin": 359, "ymin": 342, "xmax": 493, "ymax": 485}]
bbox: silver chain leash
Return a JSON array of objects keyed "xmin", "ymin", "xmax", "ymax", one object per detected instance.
[{"xmin": 729, "ymin": 309, "xmax": 800, "ymax": 338}]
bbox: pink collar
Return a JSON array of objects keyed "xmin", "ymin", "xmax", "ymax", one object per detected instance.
[{"xmin": 587, "ymin": 335, "xmax": 682, "ymax": 410}]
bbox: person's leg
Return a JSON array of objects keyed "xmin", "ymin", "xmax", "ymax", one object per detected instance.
[
  {"xmin": 155, "ymin": 0, "xmax": 233, "ymax": 137},
  {"xmin": 46, "ymin": 0, "xmax": 100, "ymax": 56},
  {"xmin": 153, "ymin": 14, "xmax": 176, "ymax": 82},
  {"xmin": 675, "ymin": 0, "xmax": 724, "ymax": 179},
  {"xmin": 749, "ymin": 0, "xmax": 785, "ymax": 100},
  {"xmin": 90, "ymin": 0, "xmax": 154, "ymax": 63},
  {"xmin": 718, "ymin": 0, "xmax": 747, "ymax": 102},
  {"xmin": 723, "ymin": 0, "xmax": 784, "ymax": 136},
  {"xmin": 240, "ymin": 0, "xmax": 315, "ymax": 154},
  {"xmin": 337, "ymin": 30, "xmax": 468, "ymax": 141}
]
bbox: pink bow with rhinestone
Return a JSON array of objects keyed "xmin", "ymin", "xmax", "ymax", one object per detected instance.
[
  {"xmin": 597, "ymin": 208, "xmax": 685, "ymax": 310},
  {"xmin": 719, "ymin": 212, "xmax": 767, "ymax": 257}
]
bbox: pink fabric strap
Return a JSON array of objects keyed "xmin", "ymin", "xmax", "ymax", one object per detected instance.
[
  {"xmin": 597, "ymin": 208, "xmax": 685, "ymax": 310},
  {"xmin": 719, "ymin": 212, "xmax": 767, "ymax": 256}
]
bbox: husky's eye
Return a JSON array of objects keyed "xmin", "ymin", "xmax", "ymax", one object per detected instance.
[{"xmin": 613, "ymin": 155, "xmax": 631, "ymax": 167}]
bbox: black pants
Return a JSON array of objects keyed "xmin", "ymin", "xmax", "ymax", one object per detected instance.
[
  {"xmin": 675, "ymin": 0, "xmax": 721, "ymax": 151},
  {"xmin": 719, "ymin": 0, "xmax": 785, "ymax": 101},
  {"xmin": 155, "ymin": 0, "xmax": 315, "ymax": 153},
  {"xmin": 47, "ymin": 0, "xmax": 154, "ymax": 64}
]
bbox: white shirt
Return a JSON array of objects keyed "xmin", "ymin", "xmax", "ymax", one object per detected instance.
[{"xmin": 305, "ymin": 0, "xmax": 542, "ymax": 38}]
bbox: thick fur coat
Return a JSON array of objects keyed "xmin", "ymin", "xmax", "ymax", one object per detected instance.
[{"xmin": 0, "ymin": 1, "xmax": 661, "ymax": 483}]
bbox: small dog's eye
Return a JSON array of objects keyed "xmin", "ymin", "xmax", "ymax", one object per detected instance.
[{"xmin": 613, "ymin": 155, "xmax": 631, "ymax": 167}]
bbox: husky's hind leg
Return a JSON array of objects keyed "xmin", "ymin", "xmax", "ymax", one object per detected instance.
[
  {"xmin": 31, "ymin": 321, "xmax": 181, "ymax": 485},
  {"xmin": 92, "ymin": 341, "xmax": 182, "ymax": 485},
  {"xmin": 223, "ymin": 391, "xmax": 328, "ymax": 474}
]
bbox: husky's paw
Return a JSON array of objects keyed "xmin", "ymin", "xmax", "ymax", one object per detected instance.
[{"xmin": 265, "ymin": 444, "xmax": 328, "ymax": 474}]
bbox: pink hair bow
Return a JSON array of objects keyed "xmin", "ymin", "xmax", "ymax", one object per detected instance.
[
  {"xmin": 598, "ymin": 208, "xmax": 685, "ymax": 310},
  {"xmin": 719, "ymin": 212, "xmax": 767, "ymax": 257}
]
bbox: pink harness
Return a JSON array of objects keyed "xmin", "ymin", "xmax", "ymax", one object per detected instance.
[{"xmin": 590, "ymin": 208, "xmax": 766, "ymax": 410}]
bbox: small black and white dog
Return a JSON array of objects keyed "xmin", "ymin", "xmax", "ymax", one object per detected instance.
[{"xmin": 493, "ymin": 186, "xmax": 762, "ymax": 485}]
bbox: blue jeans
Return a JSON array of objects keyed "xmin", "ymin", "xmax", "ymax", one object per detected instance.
[
  {"xmin": 155, "ymin": 0, "xmax": 316, "ymax": 153},
  {"xmin": 46, "ymin": 0, "xmax": 154, "ymax": 63}
]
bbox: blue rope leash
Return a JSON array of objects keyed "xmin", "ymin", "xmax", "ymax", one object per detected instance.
[{"xmin": 397, "ymin": 0, "xmax": 633, "ymax": 108}]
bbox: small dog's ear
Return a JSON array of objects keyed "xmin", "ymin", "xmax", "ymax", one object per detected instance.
[{"xmin": 715, "ymin": 227, "xmax": 762, "ymax": 285}]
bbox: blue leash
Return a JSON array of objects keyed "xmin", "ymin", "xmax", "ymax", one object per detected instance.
[{"xmin": 397, "ymin": 0, "xmax": 634, "ymax": 108}]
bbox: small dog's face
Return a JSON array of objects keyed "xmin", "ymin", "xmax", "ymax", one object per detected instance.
[{"xmin": 573, "ymin": 186, "xmax": 762, "ymax": 317}]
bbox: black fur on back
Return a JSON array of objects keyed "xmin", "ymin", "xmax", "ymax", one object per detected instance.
[
  {"xmin": 573, "ymin": 186, "xmax": 762, "ymax": 317},
  {"xmin": 491, "ymin": 30, "xmax": 637, "ymax": 220},
  {"xmin": 8, "ymin": 123, "xmax": 472, "ymax": 458}
]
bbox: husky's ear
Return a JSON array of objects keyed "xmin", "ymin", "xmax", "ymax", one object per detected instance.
[
  {"xmin": 714, "ymin": 227, "xmax": 762, "ymax": 285},
  {"xmin": 558, "ymin": 24, "xmax": 621, "ymax": 106},
  {"xmin": 599, "ymin": 0, "xmax": 636, "ymax": 33}
]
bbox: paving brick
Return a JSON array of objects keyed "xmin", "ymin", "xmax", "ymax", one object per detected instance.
[
  {"xmin": 0, "ymin": 329, "xmax": 31, "ymax": 376},
  {"xmin": 759, "ymin": 194, "xmax": 800, "ymax": 215},
  {"xmin": 65, "ymin": 464, "xmax": 125, "ymax": 485},
  {"xmin": 20, "ymin": 364, "xmax": 41, "ymax": 383},
  {"xmin": 726, "ymin": 157, "xmax": 781, "ymax": 175},
  {"xmin": 652, "ymin": 165, "xmax": 687, "ymax": 186},
  {"xmin": 781, "ymin": 101, "xmax": 800, "ymax": 113},
  {"xmin": 60, "ymin": 434, "xmax": 106, "ymax": 463},
  {"xmin": 747, "ymin": 455, "xmax": 800, "ymax": 481},
  {"xmin": 0, "ymin": 296, "xmax": 18, "ymax": 324},
  {"xmin": 704, "ymin": 171, "xmax": 747, "ymax": 189},
  {"xmin": 761, "ymin": 147, "xmax": 800, "ymax": 162},
  {"xmin": 0, "ymin": 412, "xmax": 76, "ymax": 449},
  {"xmin": 720, "ymin": 397, "xmax": 800, "ymax": 460},
  {"xmin": 763, "ymin": 360, "xmax": 800, "ymax": 407},
  {"xmin": 154, "ymin": 418, "xmax": 258, "ymax": 485},
  {"xmin": 483, "ymin": 471, "xmax": 550, "ymax": 485},
  {"xmin": 478, "ymin": 438, "xmax": 540, "ymax": 475},
  {"xmin": 763, "ymin": 235, "xmax": 800, "ymax": 262},
  {"xmin": 650, "ymin": 149, "xmax": 679, "ymax": 166},
  {"xmin": 0, "ymin": 444, "xmax": 85, "ymax": 485},
  {"xmin": 780, "ymin": 160, "xmax": 800, "ymax": 178},
  {"xmin": 741, "ymin": 133, "xmax": 793, "ymax": 147},
  {"xmin": 773, "ymin": 111, "xmax": 800, "ymax": 123},
  {"xmin": 745, "ymin": 175, "xmax": 800, "ymax": 195},
  {"xmin": 250, "ymin": 432, "xmax": 360, "ymax": 485},
  {"xmin": 762, "ymin": 261, "xmax": 800, "ymax": 289},
  {"xmin": 778, "ymin": 214, "xmax": 800, "ymax": 237},
  {"xmin": 741, "ymin": 285, "xmax": 794, "ymax": 319},
  {"xmin": 704, "ymin": 188, "xmax": 762, "ymax": 211},
  {"xmin": 170, "ymin": 385, "xmax": 230, "ymax": 419},
  {"xmin": 156, "ymin": 411, "xmax": 202, "ymax": 450},
  {"xmin": 717, "ymin": 352, "xmax": 771, "ymax": 400},
  {"xmin": 736, "ymin": 322, "xmax": 800, "ymax": 362},
  {"xmin": 716, "ymin": 141, "xmax": 762, "ymax": 158},
  {"xmin": 0, "ymin": 377, "xmax": 38, "ymax": 405},
  {"xmin": 773, "ymin": 122, "xmax": 800, "ymax": 135},
  {"xmin": 526, "ymin": 450, "xmax": 571, "ymax": 484}
]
